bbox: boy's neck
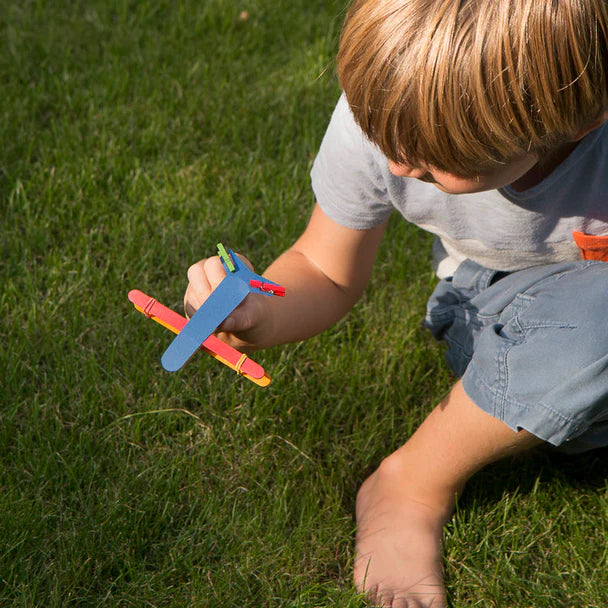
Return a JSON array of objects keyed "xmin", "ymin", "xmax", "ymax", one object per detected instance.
[{"xmin": 510, "ymin": 140, "xmax": 580, "ymax": 192}]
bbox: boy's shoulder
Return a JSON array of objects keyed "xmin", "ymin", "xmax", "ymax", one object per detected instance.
[
  {"xmin": 325, "ymin": 93, "xmax": 379, "ymax": 155},
  {"xmin": 310, "ymin": 94, "xmax": 396, "ymax": 230}
]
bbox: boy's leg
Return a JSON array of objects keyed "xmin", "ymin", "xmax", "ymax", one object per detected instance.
[{"xmin": 354, "ymin": 380, "xmax": 542, "ymax": 607}]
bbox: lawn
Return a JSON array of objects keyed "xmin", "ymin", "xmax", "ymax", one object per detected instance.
[{"xmin": 1, "ymin": 1, "xmax": 607, "ymax": 606}]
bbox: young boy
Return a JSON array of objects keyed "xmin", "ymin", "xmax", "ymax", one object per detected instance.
[{"xmin": 185, "ymin": 0, "xmax": 608, "ymax": 605}]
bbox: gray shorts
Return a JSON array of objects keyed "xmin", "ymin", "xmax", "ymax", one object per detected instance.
[{"xmin": 425, "ymin": 259, "xmax": 608, "ymax": 453}]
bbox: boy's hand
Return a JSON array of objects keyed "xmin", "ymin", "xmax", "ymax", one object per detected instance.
[{"xmin": 184, "ymin": 253, "xmax": 269, "ymax": 351}]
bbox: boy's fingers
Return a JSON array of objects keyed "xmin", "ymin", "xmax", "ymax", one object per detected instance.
[
  {"xmin": 203, "ymin": 256, "xmax": 228, "ymax": 291},
  {"xmin": 184, "ymin": 259, "xmax": 217, "ymax": 317},
  {"xmin": 218, "ymin": 300, "xmax": 248, "ymax": 332},
  {"xmin": 186, "ymin": 261, "xmax": 212, "ymax": 301},
  {"xmin": 183, "ymin": 284, "xmax": 198, "ymax": 319},
  {"xmin": 218, "ymin": 287, "xmax": 264, "ymax": 334}
]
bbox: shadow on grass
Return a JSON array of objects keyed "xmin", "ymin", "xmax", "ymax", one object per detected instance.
[{"xmin": 464, "ymin": 443, "xmax": 608, "ymax": 506}]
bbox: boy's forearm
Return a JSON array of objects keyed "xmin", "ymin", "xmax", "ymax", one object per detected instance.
[
  {"xmin": 256, "ymin": 247, "xmax": 367, "ymax": 347},
  {"xmin": 246, "ymin": 211, "xmax": 388, "ymax": 348}
]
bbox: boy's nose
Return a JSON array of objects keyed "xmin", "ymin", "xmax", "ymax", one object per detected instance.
[{"xmin": 388, "ymin": 160, "xmax": 428, "ymax": 179}]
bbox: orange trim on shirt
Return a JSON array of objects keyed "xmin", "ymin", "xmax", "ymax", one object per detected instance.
[{"xmin": 572, "ymin": 231, "xmax": 608, "ymax": 262}]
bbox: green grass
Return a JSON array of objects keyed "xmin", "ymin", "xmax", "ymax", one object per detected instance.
[{"xmin": 1, "ymin": 1, "xmax": 607, "ymax": 606}]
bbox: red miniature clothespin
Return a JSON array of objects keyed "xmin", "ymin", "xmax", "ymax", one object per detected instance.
[{"xmin": 249, "ymin": 280, "xmax": 286, "ymax": 296}]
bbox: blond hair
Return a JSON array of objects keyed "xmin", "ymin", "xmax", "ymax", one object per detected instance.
[{"xmin": 338, "ymin": 0, "xmax": 608, "ymax": 175}]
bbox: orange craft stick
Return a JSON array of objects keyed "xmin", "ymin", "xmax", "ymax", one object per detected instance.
[{"xmin": 128, "ymin": 289, "xmax": 270, "ymax": 387}]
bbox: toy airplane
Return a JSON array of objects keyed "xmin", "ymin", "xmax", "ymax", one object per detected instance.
[
  {"xmin": 161, "ymin": 244, "xmax": 285, "ymax": 372},
  {"xmin": 128, "ymin": 288, "xmax": 271, "ymax": 386},
  {"xmin": 128, "ymin": 243, "xmax": 285, "ymax": 387}
]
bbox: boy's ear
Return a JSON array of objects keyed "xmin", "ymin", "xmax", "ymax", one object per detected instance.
[{"xmin": 571, "ymin": 109, "xmax": 608, "ymax": 141}]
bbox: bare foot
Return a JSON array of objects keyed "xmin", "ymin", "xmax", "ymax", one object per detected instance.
[
  {"xmin": 353, "ymin": 382, "xmax": 542, "ymax": 606},
  {"xmin": 354, "ymin": 455, "xmax": 453, "ymax": 607}
]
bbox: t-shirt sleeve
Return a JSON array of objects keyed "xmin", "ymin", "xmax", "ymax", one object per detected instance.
[{"xmin": 310, "ymin": 93, "xmax": 395, "ymax": 230}]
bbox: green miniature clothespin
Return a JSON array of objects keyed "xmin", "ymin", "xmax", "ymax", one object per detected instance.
[{"xmin": 216, "ymin": 242, "xmax": 235, "ymax": 272}]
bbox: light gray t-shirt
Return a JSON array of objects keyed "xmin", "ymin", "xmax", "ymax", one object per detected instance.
[{"xmin": 311, "ymin": 94, "xmax": 608, "ymax": 277}]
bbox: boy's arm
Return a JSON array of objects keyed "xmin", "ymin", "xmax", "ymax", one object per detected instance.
[{"xmin": 184, "ymin": 203, "xmax": 388, "ymax": 351}]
